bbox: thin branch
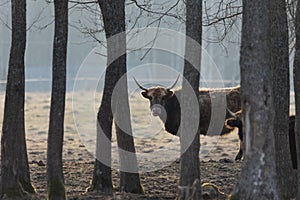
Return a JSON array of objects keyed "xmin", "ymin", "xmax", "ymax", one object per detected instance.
[
  {"xmin": 129, "ymin": 0, "xmax": 184, "ymax": 21},
  {"xmin": 69, "ymin": 0, "xmax": 97, "ymax": 4},
  {"xmin": 203, "ymin": 11, "xmax": 242, "ymax": 27},
  {"xmin": 140, "ymin": 21, "xmax": 162, "ymax": 60}
]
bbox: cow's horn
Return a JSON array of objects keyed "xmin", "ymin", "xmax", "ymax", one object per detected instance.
[
  {"xmin": 133, "ymin": 77, "xmax": 148, "ymax": 91},
  {"xmin": 227, "ymin": 108, "xmax": 237, "ymax": 118},
  {"xmin": 167, "ymin": 75, "xmax": 180, "ymax": 90}
]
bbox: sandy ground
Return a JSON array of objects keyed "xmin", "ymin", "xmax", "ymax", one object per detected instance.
[{"xmin": 0, "ymin": 90, "xmax": 248, "ymax": 199}]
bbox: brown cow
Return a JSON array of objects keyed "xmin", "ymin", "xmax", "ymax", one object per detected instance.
[{"xmin": 134, "ymin": 77, "xmax": 242, "ymax": 158}]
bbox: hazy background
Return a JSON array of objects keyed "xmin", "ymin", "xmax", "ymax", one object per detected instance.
[{"xmin": 1, "ymin": 0, "xmax": 243, "ymax": 92}]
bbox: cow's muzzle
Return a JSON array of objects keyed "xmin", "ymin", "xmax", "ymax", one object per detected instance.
[{"xmin": 151, "ymin": 104, "xmax": 163, "ymax": 116}]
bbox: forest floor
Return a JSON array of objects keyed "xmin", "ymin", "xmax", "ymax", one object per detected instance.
[
  {"xmin": 29, "ymin": 154, "xmax": 242, "ymax": 200},
  {"xmin": 0, "ymin": 91, "xmax": 243, "ymax": 200}
]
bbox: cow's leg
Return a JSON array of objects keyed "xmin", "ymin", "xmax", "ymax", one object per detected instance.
[
  {"xmin": 235, "ymin": 141, "xmax": 244, "ymax": 161},
  {"xmin": 235, "ymin": 146, "xmax": 243, "ymax": 161},
  {"xmin": 289, "ymin": 116, "xmax": 297, "ymax": 169},
  {"xmin": 234, "ymin": 125, "xmax": 244, "ymax": 161}
]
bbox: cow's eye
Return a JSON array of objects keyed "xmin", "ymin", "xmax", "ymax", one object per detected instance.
[{"xmin": 149, "ymin": 96, "xmax": 153, "ymax": 100}]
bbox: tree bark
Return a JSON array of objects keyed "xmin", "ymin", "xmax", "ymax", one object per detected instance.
[
  {"xmin": 47, "ymin": 0, "xmax": 68, "ymax": 199},
  {"xmin": 0, "ymin": 0, "xmax": 36, "ymax": 197},
  {"xmin": 294, "ymin": 0, "xmax": 300, "ymax": 198},
  {"xmin": 114, "ymin": 79, "xmax": 143, "ymax": 193},
  {"xmin": 270, "ymin": 0, "xmax": 297, "ymax": 198},
  {"xmin": 88, "ymin": 0, "xmax": 143, "ymax": 194},
  {"xmin": 230, "ymin": 1, "xmax": 280, "ymax": 199},
  {"xmin": 178, "ymin": 0, "xmax": 202, "ymax": 199}
]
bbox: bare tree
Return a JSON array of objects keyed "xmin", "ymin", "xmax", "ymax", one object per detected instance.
[
  {"xmin": 46, "ymin": 0, "xmax": 68, "ymax": 199},
  {"xmin": 68, "ymin": 0, "xmax": 242, "ymax": 46},
  {"xmin": 69, "ymin": 0, "xmax": 299, "ymax": 55},
  {"xmin": 270, "ymin": 0, "xmax": 297, "ymax": 198},
  {"xmin": 229, "ymin": 1, "xmax": 280, "ymax": 199},
  {"xmin": 202, "ymin": 0, "xmax": 242, "ymax": 43},
  {"xmin": 178, "ymin": 0, "xmax": 202, "ymax": 199},
  {"xmin": 0, "ymin": 0, "xmax": 36, "ymax": 197},
  {"xmin": 87, "ymin": 0, "xmax": 143, "ymax": 194},
  {"xmin": 293, "ymin": 0, "xmax": 300, "ymax": 198}
]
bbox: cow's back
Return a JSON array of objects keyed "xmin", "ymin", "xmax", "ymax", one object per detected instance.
[
  {"xmin": 165, "ymin": 86, "xmax": 241, "ymax": 136},
  {"xmin": 198, "ymin": 86, "xmax": 241, "ymax": 135}
]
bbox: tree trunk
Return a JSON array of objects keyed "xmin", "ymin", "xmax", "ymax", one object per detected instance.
[
  {"xmin": 0, "ymin": 0, "xmax": 36, "ymax": 197},
  {"xmin": 178, "ymin": 0, "xmax": 202, "ymax": 199},
  {"xmin": 294, "ymin": 0, "xmax": 300, "ymax": 198},
  {"xmin": 88, "ymin": 0, "xmax": 143, "ymax": 194},
  {"xmin": 47, "ymin": 0, "xmax": 68, "ymax": 199},
  {"xmin": 230, "ymin": 1, "xmax": 280, "ymax": 199},
  {"xmin": 114, "ymin": 77, "xmax": 143, "ymax": 193},
  {"xmin": 89, "ymin": 78, "xmax": 114, "ymax": 193},
  {"xmin": 270, "ymin": 0, "xmax": 297, "ymax": 198}
]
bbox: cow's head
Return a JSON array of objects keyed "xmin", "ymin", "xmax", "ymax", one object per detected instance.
[
  {"xmin": 133, "ymin": 76, "xmax": 179, "ymax": 117},
  {"xmin": 225, "ymin": 109, "xmax": 243, "ymax": 130}
]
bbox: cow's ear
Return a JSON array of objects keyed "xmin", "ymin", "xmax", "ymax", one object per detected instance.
[
  {"xmin": 167, "ymin": 90, "xmax": 174, "ymax": 98},
  {"xmin": 141, "ymin": 91, "xmax": 149, "ymax": 99}
]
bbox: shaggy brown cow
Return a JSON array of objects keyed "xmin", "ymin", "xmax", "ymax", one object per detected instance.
[{"xmin": 134, "ymin": 76, "xmax": 241, "ymax": 140}]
